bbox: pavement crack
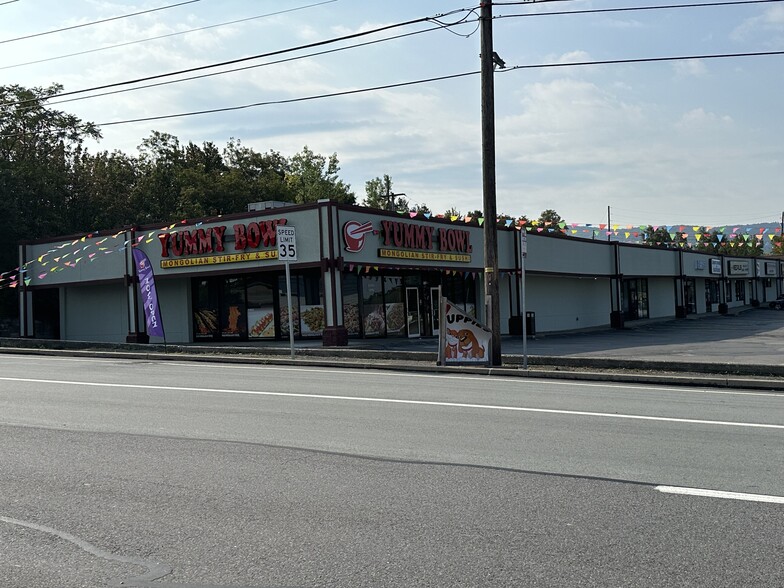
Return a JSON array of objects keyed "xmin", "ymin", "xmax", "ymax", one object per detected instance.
[{"xmin": 0, "ymin": 515, "xmax": 172, "ymax": 586}]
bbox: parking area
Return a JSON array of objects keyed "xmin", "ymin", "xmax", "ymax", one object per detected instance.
[{"xmin": 202, "ymin": 307, "xmax": 784, "ymax": 368}]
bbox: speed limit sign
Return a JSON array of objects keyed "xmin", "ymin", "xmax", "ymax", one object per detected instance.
[{"xmin": 276, "ymin": 226, "xmax": 297, "ymax": 261}]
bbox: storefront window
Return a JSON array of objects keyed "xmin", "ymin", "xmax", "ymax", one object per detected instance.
[
  {"xmin": 684, "ymin": 279, "xmax": 696, "ymax": 314},
  {"xmin": 384, "ymin": 276, "xmax": 406, "ymax": 337},
  {"xmin": 278, "ymin": 272, "xmax": 324, "ymax": 338},
  {"xmin": 299, "ymin": 273, "xmax": 325, "ymax": 337},
  {"xmin": 221, "ymin": 278, "xmax": 247, "ymax": 338},
  {"xmin": 735, "ymin": 281, "xmax": 746, "ymax": 302},
  {"xmin": 247, "ymin": 277, "xmax": 275, "ymax": 339},
  {"xmin": 705, "ymin": 279, "xmax": 720, "ymax": 308},
  {"xmin": 278, "ymin": 275, "xmax": 301, "ymax": 338},
  {"xmin": 342, "ymin": 274, "xmax": 360, "ymax": 336},
  {"xmin": 361, "ymin": 276, "xmax": 386, "ymax": 337},
  {"xmin": 193, "ymin": 279, "xmax": 219, "ymax": 339},
  {"xmin": 622, "ymin": 279, "xmax": 649, "ymax": 320}
]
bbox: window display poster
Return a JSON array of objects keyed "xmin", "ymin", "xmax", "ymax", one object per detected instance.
[
  {"xmin": 385, "ymin": 302, "xmax": 405, "ymax": 335},
  {"xmin": 248, "ymin": 306, "xmax": 275, "ymax": 339},
  {"xmin": 363, "ymin": 304, "xmax": 385, "ymax": 336},
  {"xmin": 300, "ymin": 304, "xmax": 326, "ymax": 337}
]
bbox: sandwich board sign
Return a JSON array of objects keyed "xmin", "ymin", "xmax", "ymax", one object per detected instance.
[{"xmin": 438, "ymin": 297, "xmax": 492, "ymax": 366}]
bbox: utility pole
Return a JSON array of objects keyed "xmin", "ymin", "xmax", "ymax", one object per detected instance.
[{"xmin": 480, "ymin": 1, "xmax": 501, "ymax": 366}]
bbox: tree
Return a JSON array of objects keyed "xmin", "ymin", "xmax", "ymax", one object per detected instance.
[
  {"xmin": 0, "ymin": 84, "xmax": 101, "ymax": 316},
  {"xmin": 693, "ymin": 229, "xmax": 764, "ymax": 256},
  {"xmin": 364, "ymin": 174, "xmax": 408, "ymax": 212},
  {"xmin": 642, "ymin": 225, "xmax": 688, "ymax": 249},
  {"xmin": 286, "ymin": 146, "xmax": 354, "ymax": 204},
  {"xmin": 67, "ymin": 148, "xmax": 139, "ymax": 231},
  {"xmin": 222, "ymin": 139, "xmax": 290, "ymax": 208},
  {"xmin": 538, "ymin": 209, "xmax": 565, "ymax": 235},
  {"xmin": 771, "ymin": 234, "xmax": 784, "ymax": 256}
]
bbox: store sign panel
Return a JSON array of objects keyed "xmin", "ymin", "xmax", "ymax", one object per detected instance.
[
  {"xmin": 158, "ymin": 219, "xmax": 287, "ymax": 262},
  {"xmin": 727, "ymin": 260, "xmax": 751, "ymax": 276},
  {"xmin": 160, "ymin": 250, "xmax": 278, "ymax": 269},
  {"xmin": 710, "ymin": 258, "xmax": 722, "ymax": 275},
  {"xmin": 342, "ymin": 219, "xmax": 473, "ymax": 263}
]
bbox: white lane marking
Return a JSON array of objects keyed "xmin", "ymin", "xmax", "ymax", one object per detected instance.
[
  {"xmin": 1, "ymin": 354, "xmax": 781, "ymax": 398},
  {"xmin": 656, "ymin": 486, "xmax": 784, "ymax": 504},
  {"xmin": 0, "ymin": 376, "xmax": 782, "ymax": 430}
]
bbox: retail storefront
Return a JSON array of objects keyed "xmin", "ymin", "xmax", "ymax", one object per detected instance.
[{"xmin": 16, "ymin": 200, "xmax": 784, "ymax": 344}]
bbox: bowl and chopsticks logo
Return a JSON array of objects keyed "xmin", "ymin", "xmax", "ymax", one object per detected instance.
[{"xmin": 343, "ymin": 220, "xmax": 377, "ymax": 253}]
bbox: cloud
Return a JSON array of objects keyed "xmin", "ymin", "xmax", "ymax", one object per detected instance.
[
  {"xmin": 675, "ymin": 108, "xmax": 733, "ymax": 131},
  {"xmin": 673, "ymin": 59, "xmax": 707, "ymax": 78},
  {"xmin": 732, "ymin": 5, "xmax": 784, "ymax": 41}
]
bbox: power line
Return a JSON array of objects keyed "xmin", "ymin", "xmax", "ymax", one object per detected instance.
[
  {"xmin": 494, "ymin": 0, "xmax": 784, "ymax": 18},
  {"xmin": 4, "ymin": 7, "xmax": 474, "ymax": 107},
  {"xmin": 0, "ymin": 0, "xmax": 20, "ymax": 5},
  {"xmin": 3, "ymin": 46, "xmax": 783, "ymax": 139},
  {"xmin": 43, "ymin": 25, "xmax": 452, "ymax": 109},
  {"xmin": 0, "ymin": 0, "xmax": 202, "ymax": 45},
  {"xmin": 87, "ymin": 48, "xmax": 784, "ymax": 129},
  {"xmin": 0, "ymin": 0, "xmax": 340, "ymax": 71},
  {"xmin": 499, "ymin": 48, "xmax": 784, "ymax": 73}
]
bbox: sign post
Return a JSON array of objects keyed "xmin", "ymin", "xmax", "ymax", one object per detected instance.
[
  {"xmin": 277, "ymin": 226, "xmax": 297, "ymax": 359},
  {"xmin": 519, "ymin": 230, "xmax": 528, "ymax": 369}
]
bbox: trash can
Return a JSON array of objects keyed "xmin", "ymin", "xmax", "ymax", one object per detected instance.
[
  {"xmin": 508, "ymin": 315, "xmax": 523, "ymax": 335},
  {"xmin": 525, "ymin": 311, "xmax": 536, "ymax": 337}
]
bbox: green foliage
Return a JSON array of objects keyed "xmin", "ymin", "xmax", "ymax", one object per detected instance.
[
  {"xmin": 286, "ymin": 146, "xmax": 355, "ymax": 205},
  {"xmin": 642, "ymin": 225, "xmax": 688, "ymax": 249},
  {"xmin": 364, "ymin": 174, "xmax": 408, "ymax": 212}
]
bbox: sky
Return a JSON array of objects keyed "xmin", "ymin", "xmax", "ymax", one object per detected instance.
[{"xmin": 1, "ymin": 0, "xmax": 783, "ymax": 228}]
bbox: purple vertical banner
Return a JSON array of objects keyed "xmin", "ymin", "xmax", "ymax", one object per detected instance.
[{"xmin": 132, "ymin": 248, "xmax": 166, "ymax": 339}]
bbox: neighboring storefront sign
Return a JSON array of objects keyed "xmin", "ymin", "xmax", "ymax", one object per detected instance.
[
  {"xmin": 158, "ymin": 219, "xmax": 287, "ymax": 265},
  {"xmin": 439, "ymin": 297, "xmax": 491, "ymax": 366},
  {"xmin": 710, "ymin": 258, "xmax": 722, "ymax": 275},
  {"xmin": 343, "ymin": 219, "xmax": 474, "ymax": 263},
  {"xmin": 727, "ymin": 260, "xmax": 751, "ymax": 276},
  {"xmin": 764, "ymin": 262, "xmax": 776, "ymax": 276}
]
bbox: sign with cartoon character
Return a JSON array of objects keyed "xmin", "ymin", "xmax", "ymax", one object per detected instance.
[{"xmin": 438, "ymin": 297, "xmax": 492, "ymax": 366}]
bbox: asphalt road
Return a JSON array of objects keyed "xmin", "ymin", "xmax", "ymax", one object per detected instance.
[{"xmin": 0, "ymin": 354, "xmax": 782, "ymax": 587}]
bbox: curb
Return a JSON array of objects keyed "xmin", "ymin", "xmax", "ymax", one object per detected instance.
[{"xmin": 1, "ymin": 345, "xmax": 782, "ymax": 392}]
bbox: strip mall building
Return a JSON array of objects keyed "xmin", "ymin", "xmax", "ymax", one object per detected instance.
[{"xmin": 17, "ymin": 200, "xmax": 784, "ymax": 344}]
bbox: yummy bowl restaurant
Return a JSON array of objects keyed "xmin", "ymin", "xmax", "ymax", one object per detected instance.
[{"xmin": 17, "ymin": 200, "xmax": 784, "ymax": 344}]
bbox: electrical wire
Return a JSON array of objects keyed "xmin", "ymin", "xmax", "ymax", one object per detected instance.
[
  {"xmin": 494, "ymin": 0, "xmax": 784, "ymax": 19},
  {"xmin": 43, "ymin": 24, "xmax": 459, "ymax": 109},
  {"xmin": 73, "ymin": 47, "xmax": 784, "ymax": 130},
  {"xmin": 0, "ymin": 0, "xmax": 201, "ymax": 45},
  {"xmin": 3, "ymin": 44, "xmax": 783, "ymax": 140},
  {"xmin": 497, "ymin": 48, "xmax": 784, "ymax": 73},
  {"xmin": 95, "ymin": 71, "xmax": 481, "ymax": 127},
  {"xmin": 0, "ymin": 0, "xmax": 340, "ymax": 71},
  {"xmin": 0, "ymin": 0, "xmax": 20, "ymax": 5},
  {"xmin": 3, "ymin": 7, "xmax": 475, "ymax": 108}
]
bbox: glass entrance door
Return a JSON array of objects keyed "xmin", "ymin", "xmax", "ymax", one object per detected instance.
[
  {"xmin": 406, "ymin": 287, "xmax": 421, "ymax": 338},
  {"xmin": 430, "ymin": 286, "xmax": 441, "ymax": 336}
]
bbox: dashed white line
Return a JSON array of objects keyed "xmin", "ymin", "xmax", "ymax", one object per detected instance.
[
  {"xmin": 0, "ymin": 376, "xmax": 782, "ymax": 430},
  {"xmin": 656, "ymin": 486, "xmax": 784, "ymax": 504}
]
